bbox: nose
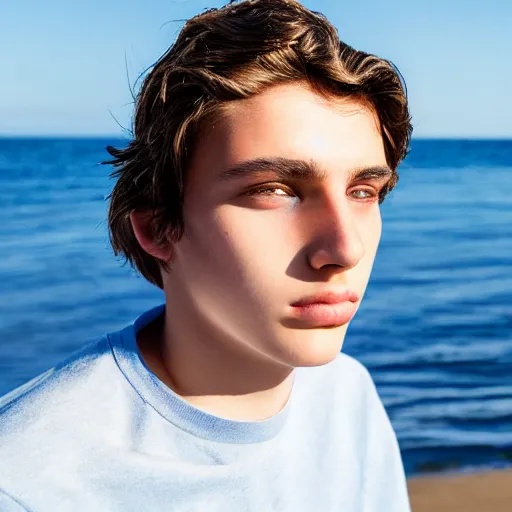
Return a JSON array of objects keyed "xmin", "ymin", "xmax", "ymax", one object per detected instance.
[{"xmin": 306, "ymin": 196, "xmax": 365, "ymax": 272}]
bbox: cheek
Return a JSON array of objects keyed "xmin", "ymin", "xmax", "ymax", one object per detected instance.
[
  {"xmin": 184, "ymin": 206, "xmax": 279, "ymax": 282},
  {"xmin": 359, "ymin": 207, "xmax": 382, "ymax": 255},
  {"xmin": 215, "ymin": 209, "xmax": 294, "ymax": 273},
  {"xmin": 181, "ymin": 211, "xmax": 292, "ymax": 326}
]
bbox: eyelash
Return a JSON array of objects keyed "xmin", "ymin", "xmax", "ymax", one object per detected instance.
[{"xmin": 244, "ymin": 184, "xmax": 382, "ymax": 202}]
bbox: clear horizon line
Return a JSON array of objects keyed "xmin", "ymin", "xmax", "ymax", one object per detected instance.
[{"xmin": 0, "ymin": 134, "xmax": 511, "ymax": 141}]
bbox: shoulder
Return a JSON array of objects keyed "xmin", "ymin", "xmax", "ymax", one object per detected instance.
[
  {"xmin": 330, "ymin": 352, "xmax": 391, "ymax": 427},
  {"xmin": 296, "ymin": 351, "xmax": 385, "ymax": 430},
  {"xmin": 331, "ymin": 351, "xmax": 374, "ymax": 380},
  {"xmin": 334, "ymin": 352, "xmax": 382, "ymax": 401},
  {"xmin": 0, "ymin": 335, "xmax": 112, "ymax": 419},
  {"xmin": 304, "ymin": 351, "xmax": 379, "ymax": 399},
  {"xmin": 0, "ymin": 488, "xmax": 28, "ymax": 511},
  {"xmin": 0, "ymin": 334, "xmax": 124, "ymax": 459},
  {"xmin": 0, "ymin": 333, "xmax": 135, "ymax": 500},
  {"xmin": 327, "ymin": 355, "xmax": 409, "ymax": 506}
]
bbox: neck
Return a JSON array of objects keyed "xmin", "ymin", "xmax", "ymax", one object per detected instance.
[{"xmin": 137, "ymin": 303, "xmax": 295, "ymax": 422}]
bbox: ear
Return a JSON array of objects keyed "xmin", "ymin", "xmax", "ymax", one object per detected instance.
[{"xmin": 129, "ymin": 210, "xmax": 173, "ymax": 263}]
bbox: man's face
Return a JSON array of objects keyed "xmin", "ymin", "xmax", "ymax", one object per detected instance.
[{"xmin": 164, "ymin": 82, "xmax": 390, "ymax": 368}]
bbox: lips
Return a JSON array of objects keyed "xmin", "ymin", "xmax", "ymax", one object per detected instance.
[
  {"xmin": 291, "ymin": 288, "xmax": 359, "ymax": 307},
  {"xmin": 290, "ymin": 288, "xmax": 360, "ymax": 327}
]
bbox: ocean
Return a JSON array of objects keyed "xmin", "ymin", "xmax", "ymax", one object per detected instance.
[{"xmin": 0, "ymin": 137, "xmax": 511, "ymax": 477}]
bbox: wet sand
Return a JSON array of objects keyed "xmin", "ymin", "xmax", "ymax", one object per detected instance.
[{"xmin": 408, "ymin": 469, "xmax": 512, "ymax": 511}]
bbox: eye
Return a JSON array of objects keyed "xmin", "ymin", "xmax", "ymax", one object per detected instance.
[
  {"xmin": 349, "ymin": 188, "xmax": 378, "ymax": 201},
  {"xmin": 244, "ymin": 184, "xmax": 294, "ymax": 197}
]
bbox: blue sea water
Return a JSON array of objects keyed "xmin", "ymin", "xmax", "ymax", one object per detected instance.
[{"xmin": 0, "ymin": 137, "xmax": 511, "ymax": 477}]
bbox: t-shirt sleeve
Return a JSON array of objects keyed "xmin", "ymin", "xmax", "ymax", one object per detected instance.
[
  {"xmin": 0, "ymin": 488, "xmax": 29, "ymax": 512},
  {"xmin": 357, "ymin": 364, "xmax": 411, "ymax": 512}
]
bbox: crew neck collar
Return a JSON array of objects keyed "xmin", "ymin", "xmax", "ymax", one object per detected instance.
[{"xmin": 109, "ymin": 304, "xmax": 298, "ymax": 444}]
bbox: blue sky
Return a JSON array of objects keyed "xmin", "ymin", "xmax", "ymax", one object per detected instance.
[{"xmin": 1, "ymin": 0, "xmax": 510, "ymax": 138}]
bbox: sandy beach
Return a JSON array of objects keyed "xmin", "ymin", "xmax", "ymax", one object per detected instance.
[{"xmin": 408, "ymin": 469, "xmax": 512, "ymax": 512}]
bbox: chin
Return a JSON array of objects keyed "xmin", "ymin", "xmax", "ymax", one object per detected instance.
[{"xmin": 281, "ymin": 326, "xmax": 348, "ymax": 368}]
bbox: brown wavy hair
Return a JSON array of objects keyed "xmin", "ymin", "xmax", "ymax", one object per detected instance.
[{"xmin": 105, "ymin": 0, "xmax": 413, "ymax": 289}]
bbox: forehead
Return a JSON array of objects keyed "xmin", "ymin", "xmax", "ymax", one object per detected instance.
[{"xmin": 190, "ymin": 82, "xmax": 387, "ymax": 183}]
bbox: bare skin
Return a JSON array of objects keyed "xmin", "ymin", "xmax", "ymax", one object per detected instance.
[{"xmin": 131, "ymin": 82, "xmax": 390, "ymax": 422}]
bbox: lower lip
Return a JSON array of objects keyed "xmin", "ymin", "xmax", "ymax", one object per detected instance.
[{"xmin": 290, "ymin": 302, "xmax": 357, "ymax": 327}]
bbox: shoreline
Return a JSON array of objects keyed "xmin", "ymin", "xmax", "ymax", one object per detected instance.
[{"xmin": 408, "ymin": 468, "xmax": 512, "ymax": 511}]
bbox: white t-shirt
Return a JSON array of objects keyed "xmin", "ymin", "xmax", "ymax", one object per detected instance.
[{"xmin": 0, "ymin": 304, "xmax": 410, "ymax": 511}]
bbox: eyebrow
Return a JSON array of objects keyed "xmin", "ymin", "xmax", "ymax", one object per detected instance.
[{"xmin": 217, "ymin": 157, "xmax": 393, "ymax": 184}]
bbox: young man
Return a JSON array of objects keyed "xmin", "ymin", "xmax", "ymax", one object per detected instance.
[{"xmin": 0, "ymin": 0, "xmax": 412, "ymax": 510}]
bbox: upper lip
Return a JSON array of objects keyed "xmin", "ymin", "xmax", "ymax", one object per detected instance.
[{"xmin": 291, "ymin": 288, "xmax": 360, "ymax": 307}]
